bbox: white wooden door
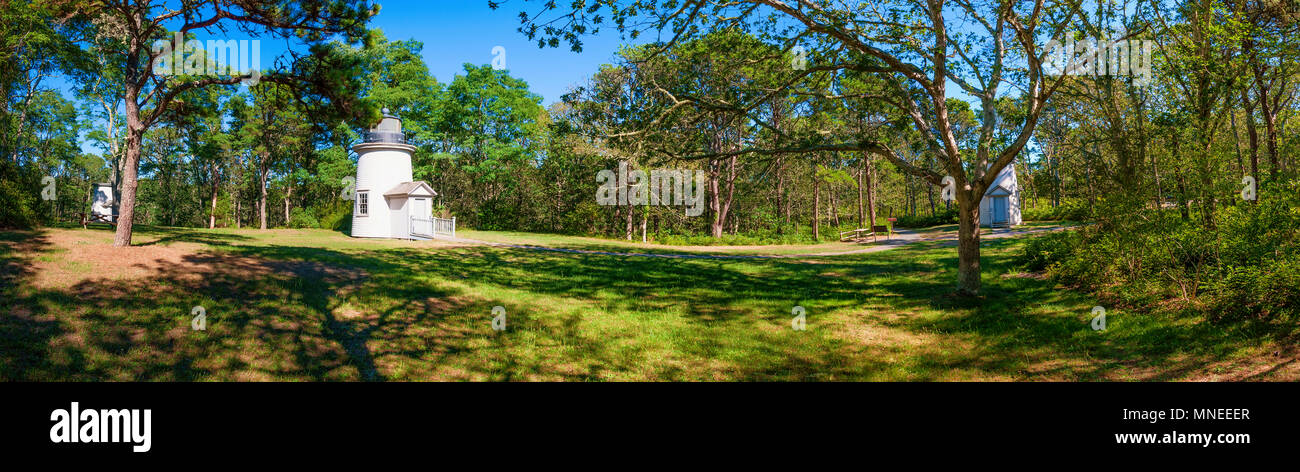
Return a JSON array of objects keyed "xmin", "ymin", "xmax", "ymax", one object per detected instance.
[
  {"xmin": 412, "ymin": 198, "xmax": 431, "ymax": 235},
  {"xmin": 992, "ymin": 197, "xmax": 1008, "ymax": 224}
]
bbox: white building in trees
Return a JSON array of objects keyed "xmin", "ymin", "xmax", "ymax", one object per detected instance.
[{"xmin": 979, "ymin": 165, "xmax": 1022, "ymax": 228}]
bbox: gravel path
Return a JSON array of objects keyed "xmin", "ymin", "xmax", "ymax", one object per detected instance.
[{"xmin": 432, "ymin": 225, "xmax": 1070, "ymax": 260}]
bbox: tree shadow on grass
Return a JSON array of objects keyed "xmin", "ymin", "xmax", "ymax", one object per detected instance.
[
  {"xmin": 135, "ymin": 229, "xmax": 255, "ymax": 247},
  {"xmin": 6, "ymin": 226, "xmax": 1290, "ymax": 381},
  {"xmin": 1, "ymin": 236, "xmax": 485, "ymax": 381},
  {"xmin": 214, "ymin": 242, "xmax": 894, "ymax": 380},
  {"xmin": 870, "ymin": 239, "xmax": 1300, "ymax": 380},
  {"xmin": 0, "ymin": 230, "xmax": 68, "ymax": 380}
]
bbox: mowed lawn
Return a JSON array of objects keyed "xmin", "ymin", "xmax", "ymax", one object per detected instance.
[{"xmin": 1, "ymin": 225, "xmax": 1295, "ymax": 381}]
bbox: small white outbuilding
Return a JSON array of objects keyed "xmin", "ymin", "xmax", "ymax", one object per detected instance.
[
  {"xmin": 91, "ymin": 182, "xmax": 116, "ymax": 222},
  {"xmin": 350, "ymin": 110, "xmax": 438, "ymax": 239},
  {"xmin": 979, "ymin": 165, "xmax": 1021, "ymax": 228}
]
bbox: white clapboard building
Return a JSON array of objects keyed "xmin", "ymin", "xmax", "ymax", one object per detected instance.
[
  {"xmin": 351, "ymin": 110, "xmax": 442, "ymax": 239},
  {"xmin": 91, "ymin": 182, "xmax": 116, "ymax": 222},
  {"xmin": 979, "ymin": 165, "xmax": 1022, "ymax": 228}
]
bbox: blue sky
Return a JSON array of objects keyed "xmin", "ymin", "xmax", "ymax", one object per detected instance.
[
  {"xmin": 68, "ymin": 1, "xmax": 992, "ymax": 155},
  {"xmin": 66, "ymin": 1, "xmax": 638, "ymax": 155},
  {"xmin": 371, "ymin": 0, "xmax": 639, "ymax": 105}
]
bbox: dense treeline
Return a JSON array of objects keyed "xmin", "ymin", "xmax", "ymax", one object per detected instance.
[{"xmin": 3, "ymin": 1, "xmax": 1300, "ymax": 301}]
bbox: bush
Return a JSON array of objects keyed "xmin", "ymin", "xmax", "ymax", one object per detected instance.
[
  {"xmin": 319, "ymin": 205, "xmax": 352, "ymax": 232},
  {"xmin": 1022, "ymin": 199, "xmax": 1093, "ymax": 222},
  {"xmin": 1016, "ymin": 186, "xmax": 1300, "ymax": 322},
  {"xmin": 893, "ymin": 208, "xmax": 958, "ymax": 228},
  {"xmin": 287, "ymin": 207, "xmax": 319, "ymax": 229},
  {"xmin": 1206, "ymin": 257, "xmax": 1300, "ymax": 321},
  {"xmin": 0, "ymin": 161, "xmax": 42, "ymax": 229},
  {"xmin": 1015, "ymin": 230, "xmax": 1077, "ymax": 272},
  {"xmin": 649, "ymin": 221, "xmax": 895, "ymax": 246}
]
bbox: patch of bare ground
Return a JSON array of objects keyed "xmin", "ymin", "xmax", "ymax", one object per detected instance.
[
  {"xmin": 1017, "ymin": 357, "xmax": 1100, "ymax": 381},
  {"xmin": 1001, "ymin": 271, "xmax": 1048, "ymax": 280},
  {"xmin": 1183, "ymin": 346, "xmax": 1300, "ymax": 381},
  {"xmin": 30, "ymin": 230, "xmax": 366, "ymax": 289}
]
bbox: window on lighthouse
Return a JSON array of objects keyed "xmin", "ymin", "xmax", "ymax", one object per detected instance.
[{"xmin": 357, "ymin": 192, "xmax": 369, "ymax": 216}]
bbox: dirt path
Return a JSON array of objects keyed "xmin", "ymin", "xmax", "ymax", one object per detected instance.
[{"xmin": 435, "ymin": 225, "xmax": 1071, "ymax": 260}]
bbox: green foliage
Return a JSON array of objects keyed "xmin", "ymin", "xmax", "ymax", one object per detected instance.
[
  {"xmin": 655, "ymin": 229, "xmax": 809, "ymax": 246},
  {"xmin": 1017, "ymin": 184, "xmax": 1300, "ymax": 322},
  {"xmin": 1022, "ymin": 200, "xmax": 1092, "ymax": 222},
  {"xmin": 894, "ymin": 208, "xmax": 958, "ymax": 228},
  {"xmin": 320, "ymin": 205, "xmax": 352, "ymax": 233},
  {"xmin": 1206, "ymin": 257, "xmax": 1300, "ymax": 322},
  {"xmin": 1016, "ymin": 230, "xmax": 1078, "ymax": 273},
  {"xmin": 288, "ymin": 207, "xmax": 320, "ymax": 229},
  {"xmin": 0, "ymin": 160, "xmax": 41, "ymax": 229}
]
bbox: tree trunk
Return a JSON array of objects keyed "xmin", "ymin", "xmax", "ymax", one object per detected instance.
[
  {"xmin": 828, "ymin": 180, "xmax": 840, "ymax": 228},
  {"xmin": 866, "ymin": 155, "xmax": 878, "ymax": 228},
  {"xmin": 812, "ymin": 173, "xmax": 820, "ymax": 241},
  {"xmin": 1253, "ymin": 63, "xmax": 1282, "ymax": 181},
  {"xmin": 234, "ymin": 186, "xmax": 241, "ymax": 229},
  {"xmin": 723, "ymin": 155, "xmax": 736, "ymax": 234},
  {"xmin": 777, "ymin": 156, "xmax": 788, "ymax": 230},
  {"xmin": 1261, "ymin": 105, "xmax": 1280, "ymax": 180},
  {"xmin": 857, "ymin": 165, "xmax": 865, "ymax": 227},
  {"xmin": 111, "ymin": 114, "xmax": 144, "ymax": 247},
  {"xmin": 625, "ymin": 203, "xmax": 633, "ymax": 241},
  {"xmin": 259, "ymin": 169, "xmax": 268, "ymax": 230},
  {"xmin": 1241, "ymin": 90, "xmax": 1261, "ymax": 187},
  {"xmin": 284, "ymin": 180, "xmax": 292, "ymax": 224},
  {"xmin": 708, "ymin": 158, "xmax": 722, "ymax": 238},
  {"xmin": 209, "ymin": 178, "xmax": 219, "ymax": 229},
  {"xmin": 1230, "ymin": 107, "xmax": 1245, "ymax": 176},
  {"xmin": 783, "ymin": 170, "xmax": 792, "ymax": 227},
  {"xmin": 955, "ymin": 192, "xmax": 982, "ymax": 296}
]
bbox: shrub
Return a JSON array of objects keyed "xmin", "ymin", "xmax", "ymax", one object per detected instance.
[
  {"xmin": 1017, "ymin": 186, "xmax": 1300, "ymax": 322},
  {"xmin": 1015, "ymin": 230, "xmax": 1077, "ymax": 272},
  {"xmin": 319, "ymin": 205, "xmax": 352, "ymax": 232},
  {"xmin": 0, "ymin": 161, "xmax": 42, "ymax": 229},
  {"xmin": 1022, "ymin": 199, "xmax": 1093, "ymax": 222},
  {"xmin": 1206, "ymin": 256, "xmax": 1300, "ymax": 321},
  {"xmin": 893, "ymin": 208, "xmax": 958, "ymax": 228},
  {"xmin": 288, "ymin": 207, "xmax": 319, "ymax": 229}
]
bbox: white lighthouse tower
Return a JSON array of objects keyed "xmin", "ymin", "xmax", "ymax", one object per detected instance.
[{"xmin": 351, "ymin": 109, "xmax": 437, "ymax": 239}]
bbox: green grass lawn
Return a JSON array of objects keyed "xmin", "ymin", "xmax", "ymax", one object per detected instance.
[
  {"xmin": 457, "ymin": 229, "xmax": 882, "ymax": 256},
  {"xmin": 0, "ymin": 224, "xmax": 1293, "ymax": 381}
]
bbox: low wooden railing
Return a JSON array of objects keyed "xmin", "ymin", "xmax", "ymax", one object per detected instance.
[
  {"xmin": 433, "ymin": 217, "xmax": 456, "ymax": 237},
  {"xmin": 412, "ymin": 216, "xmax": 455, "ymax": 239}
]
